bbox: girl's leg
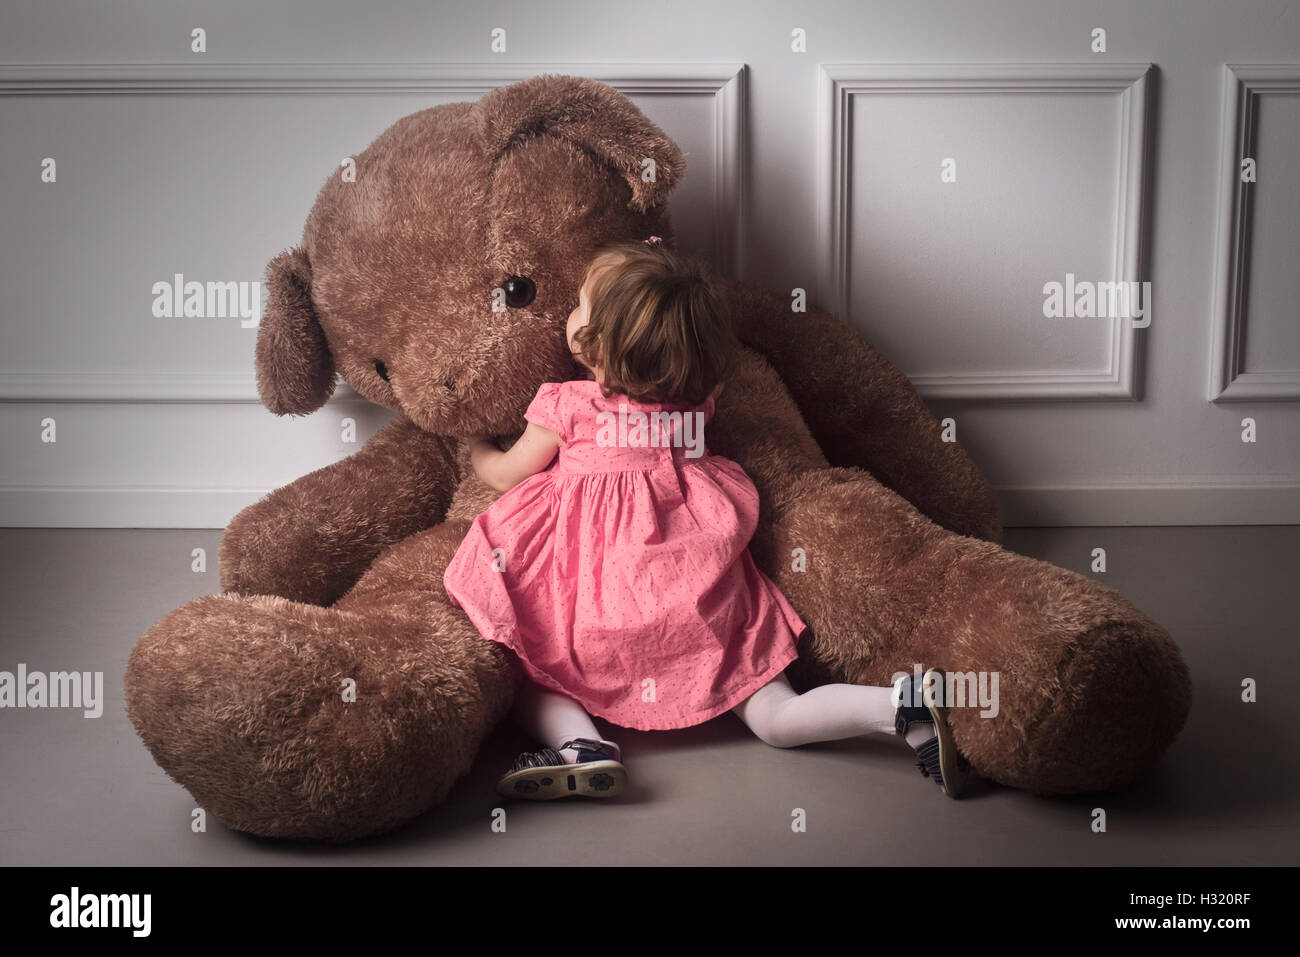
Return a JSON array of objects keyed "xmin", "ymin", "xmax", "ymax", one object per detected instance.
[
  {"xmin": 512, "ymin": 678, "xmax": 619, "ymax": 764},
  {"xmin": 732, "ymin": 671, "xmax": 933, "ymax": 750}
]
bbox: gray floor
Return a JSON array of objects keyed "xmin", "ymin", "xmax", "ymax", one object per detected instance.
[{"xmin": 1, "ymin": 526, "xmax": 1296, "ymax": 865}]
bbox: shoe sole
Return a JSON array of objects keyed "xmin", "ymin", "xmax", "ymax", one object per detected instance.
[
  {"xmin": 923, "ymin": 668, "xmax": 971, "ymax": 798},
  {"xmin": 497, "ymin": 760, "xmax": 628, "ymax": 800}
]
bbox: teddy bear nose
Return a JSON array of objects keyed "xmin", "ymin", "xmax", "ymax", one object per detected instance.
[{"xmin": 443, "ymin": 379, "xmax": 455, "ymax": 391}]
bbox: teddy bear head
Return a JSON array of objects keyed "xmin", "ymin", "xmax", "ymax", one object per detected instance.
[{"xmin": 254, "ymin": 74, "xmax": 687, "ymax": 439}]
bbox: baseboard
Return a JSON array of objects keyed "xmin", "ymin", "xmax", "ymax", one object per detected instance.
[
  {"xmin": 995, "ymin": 479, "xmax": 1300, "ymax": 526},
  {"xmin": 0, "ymin": 486, "xmax": 267, "ymax": 529},
  {"xmin": 1, "ymin": 480, "xmax": 1297, "ymax": 528}
]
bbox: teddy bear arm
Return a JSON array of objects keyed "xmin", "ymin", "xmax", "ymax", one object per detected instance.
[
  {"xmin": 725, "ymin": 278, "xmax": 1003, "ymax": 543},
  {"xmin": 218, "ymin": 416, "xmax": 463, "ymax": 605}
]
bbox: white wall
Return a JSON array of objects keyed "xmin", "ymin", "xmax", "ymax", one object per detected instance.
[{"xmin": 1, "ymin": 0, "xmax": 1297, "ymax": 527}]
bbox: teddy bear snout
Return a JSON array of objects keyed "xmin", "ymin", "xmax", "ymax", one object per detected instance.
[{"xmin": 383, "ymin": 364, "xmax": 477, "ymax": 432}]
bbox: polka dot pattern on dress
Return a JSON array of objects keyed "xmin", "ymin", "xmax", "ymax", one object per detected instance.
[{"xmin": 443, "ymin": 378, "xmax": 807, "ymax": 731}]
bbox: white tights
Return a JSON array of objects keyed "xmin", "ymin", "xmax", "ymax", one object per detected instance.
[{"xmin": 510, "ymin": 671, "xmax": 922, "ymax": 760}]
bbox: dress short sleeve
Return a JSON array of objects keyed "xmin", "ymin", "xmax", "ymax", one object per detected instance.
[{"xmin": 525, "ymin": 382, "xmax": 568, "ymax": 442}]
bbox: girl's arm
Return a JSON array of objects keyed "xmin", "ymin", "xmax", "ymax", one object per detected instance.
[{"xmin": 469, "ymin": 423, "xmax": 562, "ymax": 492}]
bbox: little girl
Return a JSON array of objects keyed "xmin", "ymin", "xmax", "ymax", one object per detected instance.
[{"xmin": 443, "ymin": 237, "xmax": 972, "ymax": 801}]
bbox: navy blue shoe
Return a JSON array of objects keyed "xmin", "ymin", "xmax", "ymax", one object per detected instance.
[
  {"xmin": 894, "ymin": 668, "xmax": 970, "ymax": 798},
  {"xmin": 496, "ymin": 737, "xmax": 627, "ymax": 800}
]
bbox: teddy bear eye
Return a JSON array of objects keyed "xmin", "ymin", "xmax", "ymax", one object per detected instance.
[
  {"xmin": 374, "ymin": 360, "xmax": 390, "ymax": 382},
  {"xmin": 502, "ymin": 276, "xmax": 536, "ymax": 309}
]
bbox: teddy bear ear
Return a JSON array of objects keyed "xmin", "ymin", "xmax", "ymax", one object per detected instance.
[
  {"xmin": 473, "ymin": 73, "xmax": 686, "ymax": 213},
  {"xmin": 256, "ymin": 246, "xmax": 336, "ymax": 416}
]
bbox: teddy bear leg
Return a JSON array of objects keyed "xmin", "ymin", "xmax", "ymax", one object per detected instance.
[
  {"xmin": 761, "ymin": 468, "xmax": 1192, "ymax": 796},
  {"xmin": 125, "ymin": 520, "xmax": 515, "ymax": 843}
]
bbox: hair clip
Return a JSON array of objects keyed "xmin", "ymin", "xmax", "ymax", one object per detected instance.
[{"xmin": 644, "ymin": 235, "xmax": 663, "ymax": 245}]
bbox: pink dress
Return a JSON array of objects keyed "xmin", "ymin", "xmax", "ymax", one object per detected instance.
[{"xmin": 442, "ymin": 378, "xmax": 807, "ymax": 731}]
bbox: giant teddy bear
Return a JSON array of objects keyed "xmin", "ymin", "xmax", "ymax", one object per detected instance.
[{"xmin": 124, "ymin": 74, "xmax": 1191, "ymax": 842}]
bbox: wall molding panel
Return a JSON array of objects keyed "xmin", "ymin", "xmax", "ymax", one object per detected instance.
[
  {"xmin": 1208, "ymin": 64, "xmax": 1300, "ymax": 402},
  {"xmin": 818, "ymin": 62, "xmax": 1152, "ymax": 401},
  {"xmin": 0, "ymin": 61, "xmax": 746, "ymax": 404}
]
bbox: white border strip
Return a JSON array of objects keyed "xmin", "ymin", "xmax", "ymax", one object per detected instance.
[{"xmin": 3, "ymin": 480, "xmax": 1296, "ymax": 529}]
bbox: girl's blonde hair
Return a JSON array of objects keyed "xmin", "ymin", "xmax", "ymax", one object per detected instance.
[{"xmin": 573, "ymin": 240, "xmax": 739, "ymax": 406}]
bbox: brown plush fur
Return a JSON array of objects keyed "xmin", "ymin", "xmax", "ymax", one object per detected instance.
[{"xmin": 124, "ymin": 74, "xmax": 1191, "ymax": 842}]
